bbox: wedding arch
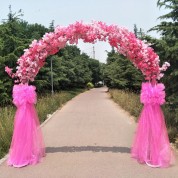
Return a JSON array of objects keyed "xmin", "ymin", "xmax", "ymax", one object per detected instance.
[{"xmin": 5, "ymin": 21, "xmax": 174, "ymax": 168}]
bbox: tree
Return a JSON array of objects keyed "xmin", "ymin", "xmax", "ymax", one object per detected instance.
[
  {"xmin": 88, "ymin": 58, "xmax": 102, "ymax": 85},
  {"xmin": 5, "ymin": 5, "xmax": 23, "ymax": 22},
  {"xmin": 25, "ymin": 23, "xmax": 48, "ymax": 40},
  {"xmin": 34, "ymin": 45, "xmax": 102, "ymax": 90},
  {"xmin": 0, "ymin": 7, "xmax": 26, "ymax": 105},
  {"xmin": 147, "ymin": 0, "xmax": 178, "ymax": 140},
  {"xmin": 149, "ymin": 0, "xmax": 178, "ymax": 104},
  {"xmin": 0, "ymin": 7, "xmax": 51, "ymax": 104},
  {"xmin": 104, "ymin": 49, "xmax": 143, "ymax": 90}
]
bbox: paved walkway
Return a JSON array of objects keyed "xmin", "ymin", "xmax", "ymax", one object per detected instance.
[{"xmin": 0, "ymin": 87, "xmax": 178, "ymax": 178}]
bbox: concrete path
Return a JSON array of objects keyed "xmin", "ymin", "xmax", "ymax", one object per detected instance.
[{"xmin": 0, "ymin": 87, "xmax": 178, "ymax": 178}]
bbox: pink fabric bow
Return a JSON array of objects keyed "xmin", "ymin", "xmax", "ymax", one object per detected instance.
[
  {"xmin": 140, "ymin": 82, "xmax": 165, "ymax": 105},
  {"xmin": 13, "ymin": 84, "xmax": 37, "ymax": 107}
]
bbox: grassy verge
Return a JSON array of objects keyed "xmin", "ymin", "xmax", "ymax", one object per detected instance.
[
  {"xmin": 109, "ymin": 89, "xmax": 178, "ymax": 144},
  {"xmin": 109, "ymin": 89, "xmax": 142, "ymax": 121},
  {"xmin": 0, "ymin": 89, "xmax": 84, "ymax": 159}
]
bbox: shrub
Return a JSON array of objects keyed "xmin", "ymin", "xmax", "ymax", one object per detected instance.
[{"xmin": 86, "ymin": 82, "xmax": 94, "ymax": 89}]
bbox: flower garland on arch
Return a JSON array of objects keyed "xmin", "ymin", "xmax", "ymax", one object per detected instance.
[{"xmin": 5, "ymin": 21, "xmax": 170, "ymax": 83}]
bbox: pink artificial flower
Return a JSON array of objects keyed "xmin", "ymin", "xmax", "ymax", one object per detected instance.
[
  {"xmin": 5, "ymin": 66, "xmax": 13, "ymax": 76},
  {"xmin": 5, "ymin": 21, "xmax": 167, "ymax": 83}
]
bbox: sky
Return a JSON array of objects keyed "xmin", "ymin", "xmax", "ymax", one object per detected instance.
[{"xmin": 0, "ymin": 0, "xmax": 168, "ymax": 63}]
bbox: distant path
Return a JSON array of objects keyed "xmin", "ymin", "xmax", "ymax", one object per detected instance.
[{"xmin": 0, "ymin": 87, "xmax": 177, "ymax": 178}]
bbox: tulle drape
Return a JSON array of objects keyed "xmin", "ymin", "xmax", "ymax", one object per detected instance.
[
  {"xmin": 131, "ymin": 82, "xmax": 175, "ymax": 168},
  {"xmin": 7, "ymin": 84, "xmax": 45, "ymax": 167}
]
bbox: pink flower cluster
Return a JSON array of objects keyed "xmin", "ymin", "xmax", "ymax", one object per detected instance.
[{"xmin": 5, "ymin": 21, "xmax": 169, "ymax": 83}]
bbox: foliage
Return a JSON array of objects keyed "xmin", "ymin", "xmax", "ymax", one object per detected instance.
[
  {"xmin": 34, "ymin": 45, "xmax": 102, "ymax": 90},
  {"xmin": 86, "ymin": 82, "xmax": 94, "ymax": 89},
  {"xmin": 0, "ymin": 7, "xmax": 49, "ymax": 105},
  {"xmin": 104, "ymin": 49, "xmax": 143, "ymax": 91},
  {"xmin": 145, "ymin": 0, "xmax": 178, "ymax": 141},
  {"xmin": 109, "ymin": 89, "xmax": 142, "ymax": 119},
  {"xmin": 88, "ymin": 58, "xmax": 103, "ymax": 85},
  {"xmin": 0, "ymin": 106, "xmax": 14, "ymax": 158}
]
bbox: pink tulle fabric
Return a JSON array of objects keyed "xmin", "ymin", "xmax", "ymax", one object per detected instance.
[
  {"xmin": 7, "ymin": 84, "xmax": 45, "ymax": 168},
  {"xmin": 131, "ymin": 82, "xmax": 175, "ymax": 168}
]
